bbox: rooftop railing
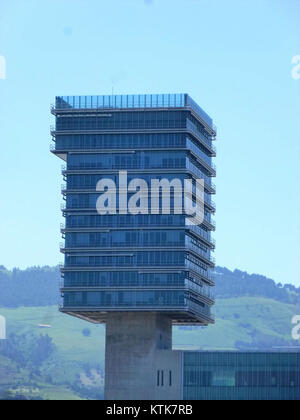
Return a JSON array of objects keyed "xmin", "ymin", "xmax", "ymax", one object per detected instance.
[
  {"xmin": 54, "ymin": 94, "xmax": 186, "ymax": 111},
  {"xmin": 51, "ymin": 94, "xmax": 215, "ymax": 130},
  {"xmin": 185, "ymin": 95, "xmax": 213, "ymax": 129}
]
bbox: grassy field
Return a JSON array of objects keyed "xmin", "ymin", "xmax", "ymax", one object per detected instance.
[
  {"xmin": 174, "ymin": 297, "xmax": 299, "ymax": 350},
  {"xmin": 0, "ymin": 306, "xmax": 106, "ymax": 363}
]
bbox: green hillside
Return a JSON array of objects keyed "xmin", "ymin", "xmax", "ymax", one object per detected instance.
[
  {"xmin": 0, "ymin": 264, "xmax": 299, "ymax": 400},
  {"xmin": 0, "ymin": 295, "xmax": 299, "ymax": 399},
  {"xmin": 0, "ymin": 306, "xmax": 105, "ymax": 400},
  {"xmin": 0, "ymin": 353, "xmax": 83, "ymax": 400},
  {"xmin": 0, "ymin": 305, "xmax": 105, "ymax": 363},
  {"xmin": 175, "ymin": 297, "xmax": 299, "ymax": 350}
]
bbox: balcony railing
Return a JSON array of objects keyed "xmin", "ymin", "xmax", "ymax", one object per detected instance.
[
  {"xmin": 59, "ymin": 285, "xmax": 214, "ymax": 305},
  {"xmin": 185, "ymin": 260, "xmax": 215, "ymax": 283},
  {"xmin": 185, "ymin": 280, "xmax": 214, "ymax": 301},
  {"xmin": 187, "ymin": 242, "xmax": 215, "ymax": 265},
  {"xmin": 186, "ymin": 298, "xmax": 215, "ymax": 322},
  {"xmin": 187, "ymin": 224, "xmax": 215, "ymax": 246},
  {"xmin": 187, "ymin": 138, "xmax": 216, "ymax": 172},
  {"xmin": 187, "ymin": 120, "xmax": 216, "ymax": 154},
  {"xmin": 186, "ymin": 160, "xmax": 216, "ymax": 192}
]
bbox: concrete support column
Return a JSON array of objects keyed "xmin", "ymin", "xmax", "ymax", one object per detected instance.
[{"xmin": 105, "ymin": 312, "xmax": 174, "ymax": 400}]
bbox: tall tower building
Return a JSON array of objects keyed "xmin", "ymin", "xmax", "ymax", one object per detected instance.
[{"xmin": 51, "ymin": 94, "xmax": 216, "ymax": 399}]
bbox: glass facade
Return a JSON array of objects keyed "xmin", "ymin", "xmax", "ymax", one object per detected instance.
[
  {"xmin": 52, "ymin": 93, "xmax": 216, "ymax": 324},
  {"xmin": 183, "ymin": 352, "xmax": 300, "ymax": 400}
]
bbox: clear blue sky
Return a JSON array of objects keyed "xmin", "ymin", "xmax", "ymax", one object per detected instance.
[{"xmin": 0, "ymin": 0, "xmax": 299, "ymax": 285}]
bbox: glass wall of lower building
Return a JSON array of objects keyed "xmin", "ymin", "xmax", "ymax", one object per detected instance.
[{"xmin": 183, "ymin": 352, "xmax": 300, "ymax": 400}]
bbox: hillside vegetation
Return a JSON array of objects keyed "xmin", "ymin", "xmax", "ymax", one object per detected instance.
[{"xmin": 0, "ymin": 264, "xmax": 299, "ymax": 399}]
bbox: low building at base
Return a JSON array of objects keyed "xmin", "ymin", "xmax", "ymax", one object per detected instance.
[
  {"xmin": 182, "ymin": 351, "xmax": 300, "ymax": 400},
  {"xmin": 104, "ymin": 315, "xmax": 300, "ymax": 401},
  {"xmin": 130, "ymin": 349, "xmax": 300, "ymax": 401}
]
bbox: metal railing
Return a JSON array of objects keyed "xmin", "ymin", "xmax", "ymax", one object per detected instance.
[
  {"xmin": 186, "ymin": 278, "xmax": 214, "ymax": 300},
  {"xmin": 185, "ymin": 260, "xmax": 215, "ymax": 282},
  {"xmin": 203, "ymin": 217, "xmax": 216, "ymax": 229},
  {"xmin": 186, "ymin": 298, "xmax": 215, "ymax": 321},
  {"xmin": 187, "ymin": 138, "xmax": 216, "ymax": 172},
  {"xmin": 187, "ymin": 120, "xmax": 216, "ymax": 154},
  {"xmin": 187, "ymin": 242, "xmax": 215, "ymax": 265},
  {"xmin": 53, "ymin": 94, "xmax": 187, "ymax": 110}
]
